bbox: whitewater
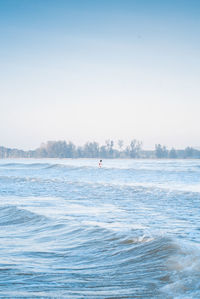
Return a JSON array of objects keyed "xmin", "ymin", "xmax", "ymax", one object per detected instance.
[{"xmin": 0, "ymin": 158, "xmax": 200, "ymax": 298}]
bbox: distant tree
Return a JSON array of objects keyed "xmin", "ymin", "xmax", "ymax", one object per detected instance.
[
  {"xmin": 40, "ymin": 140, "xmax": 76, "ymax": 158},
  {"xmin": 99, "ymin": 145, "xmax": 107, "ymax": 158},
  {"xmin": 175, "ymin": 149, "xmax": 185, "ymax": 159},
  {"xmin": 105, "ymin": 139, "xmax": 110, "ymax": 149},
  {"xmin": 169, "ymin": 148, "xmax": 177, "ymax": 159},
  {"xmin": 129, "ymin": 139, "xmax": 142, "ymax": 158},
  {"xmin": 155, "ymin": 144, "xmax": 168, "ymax": 158},
  {"xmin": 118, "ymin": 140, "xmax": 124, "ymax": 151},
  {"xmin": 105, "ymin": 139, "xmax": 114, "ymax": 158},
  {"xmin": 66, "ymin": 141, "xmax": 76, "ymax": 158},
  {"xmin": 109, "ymin": 140, "xmax": 114, "ymax": 157},
  {"xmin": 76, "ymin": 146, "xmax": 84, "ymax": 158},
  {"xmin": 45, "ymin": 141, "xmax": 66, "ymax": 157},
  {"xmin": 184, "ymin": 147, "xmax": 200, "ymax": 158},
  {"xmin": 83, "ymin": 142, "xmax": 99, "ymax": 158},
  {"xmin": 35, "ymin": 147, "xmax": 47, "ymax": 158},
  {"xmin": 1, "ymin": 139, "xmax": 200, "ymax": 159}
]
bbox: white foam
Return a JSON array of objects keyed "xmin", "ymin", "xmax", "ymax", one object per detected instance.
[
  {"xmin": 82, "ymin": 220, "xmax": 146, "ymax": 231},
  {"xmin": 161, "ymin": 239, "xmax": 200, "ymax": 298}
]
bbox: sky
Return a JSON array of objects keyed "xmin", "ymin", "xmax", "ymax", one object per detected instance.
[{"xmin": 0, "ymin": 0, "xmax": 200, "ymax": 150}]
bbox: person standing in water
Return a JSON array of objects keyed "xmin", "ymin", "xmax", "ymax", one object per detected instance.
[{"xmin": 98, "ymin": 160, "xmax": 102, "ymax": 168}]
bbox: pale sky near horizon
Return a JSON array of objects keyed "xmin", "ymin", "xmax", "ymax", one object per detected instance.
[{"xmin": 0, "ymin": 0, "xmax": 200, "ymax": 150}]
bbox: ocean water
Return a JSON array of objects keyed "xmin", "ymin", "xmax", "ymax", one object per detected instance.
[{"xmin": 0, "ymin": 158, "xmax": 200, "ymax": 298}]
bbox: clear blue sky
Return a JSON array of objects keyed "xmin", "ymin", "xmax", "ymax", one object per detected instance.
[{"xmin": 1, "ymin": 0, "xmax": 200, "ymax": 149}]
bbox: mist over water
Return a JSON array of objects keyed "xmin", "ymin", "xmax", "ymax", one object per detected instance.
[{"xmin": 0, "ymin": 159, "xmax": 200, "ymax": 298}]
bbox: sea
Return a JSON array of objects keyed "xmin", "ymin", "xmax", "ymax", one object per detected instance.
[{"xmin": 0, "ymin": 158, "xmax": 200, "ymax": 298}]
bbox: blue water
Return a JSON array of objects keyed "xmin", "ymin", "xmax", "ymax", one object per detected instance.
[{"xmin": 0, "ymin": 159, "xmax": 200, "ymax": 298}]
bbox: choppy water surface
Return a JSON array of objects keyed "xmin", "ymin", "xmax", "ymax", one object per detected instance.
[{"xmin": 0, "ymin": 159, "xmax": 200, "ymax": 298}]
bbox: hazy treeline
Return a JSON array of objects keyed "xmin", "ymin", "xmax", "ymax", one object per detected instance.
[{"xmin": 0, "ymin": 140, "xmax": 200, "ymax": 159}]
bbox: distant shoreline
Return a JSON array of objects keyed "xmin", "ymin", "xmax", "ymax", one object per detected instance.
[{"xmin": 1, "ymin": 140, "xmax": 200, "ymax": 159}]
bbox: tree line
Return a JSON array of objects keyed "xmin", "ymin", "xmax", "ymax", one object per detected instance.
[{"xmin": 0, "ymin": 140, "xmax": 200, "ymax": 159}]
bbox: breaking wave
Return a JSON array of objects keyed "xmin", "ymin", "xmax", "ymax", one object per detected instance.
[{"xmin": 0, "ymin": 158, "xmax": 199, "ymax": 297}]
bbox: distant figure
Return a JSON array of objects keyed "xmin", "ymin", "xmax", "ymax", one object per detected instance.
[{"xmin": 99, "ymin": 160, "xmax": 102, "ymax": 168}]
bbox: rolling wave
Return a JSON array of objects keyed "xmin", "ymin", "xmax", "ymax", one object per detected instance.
[
  {"xmin": 0, "ymin": 204, "xmax": 198, "ymax": 298},
  {"xmin": 0, "ymin": 173, "xmax": 200, "ymax": 196},
  {"xmin": 0, "ymin": 206, "xmax": 48, "ymax": 226},
  {"xmin": 0, "ymin": 159, "xmax": 199, "ymax": 297},
  {"xmin": 0, "ymin": 162, "xmax": 50, "ymax": 169},
  {"xmin": 1, "ymin": 161, "xmax": 200, "ymax": 173}
]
